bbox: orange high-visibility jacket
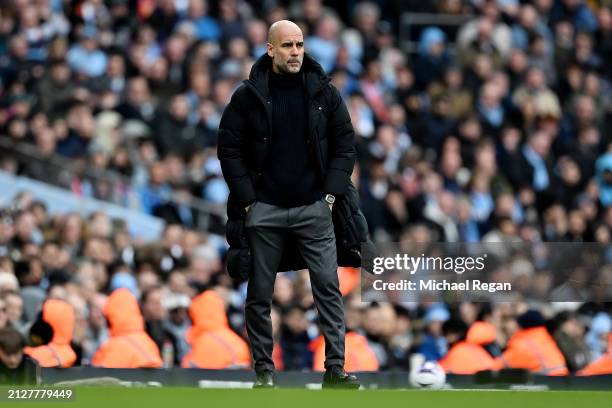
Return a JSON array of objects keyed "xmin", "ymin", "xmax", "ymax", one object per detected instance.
[
  {"xmin": 25, "ymin": 299, "xmax": 77, "ymax": 368},
  {"xmin": 181, "ymin": 290, "xmax": 250, "ymax": 369},
  {"xmin": 466, "ymin": 321, "xmax": 497, "ymax": 345},
  {"xmin": 338, "ymin": 267, "xmax": 360, "ymax": 296},
  {"xmin": 440, "ymin": 341, "xmax": 502, "ymax": 374},
  {"xmin": 498, "ymin": 326, "xmax": 569, "ymax": 375},
  {"xmin": 578, "ymin": 353, "xmax": 612, "ymax": 375},
  {"xmin": 310, "ymin": 332, "xmax": 379, "ymax": 372},
  {"xmin": 92, "ymin": 288, "xmax": 162, "ymax": 368},
  {"xmin": 578, "ymin": 334, "xmax": 612, "ymax": 376}
]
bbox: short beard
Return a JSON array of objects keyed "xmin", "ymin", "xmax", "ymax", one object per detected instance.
[{"xmin": 274, "ymin": 60, "xmax": 301, "ymax": 74}]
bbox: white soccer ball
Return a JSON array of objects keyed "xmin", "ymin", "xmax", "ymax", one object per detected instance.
[{"xmin": 409, "ymin": 361, "xmax": 447, "ymax": 389}]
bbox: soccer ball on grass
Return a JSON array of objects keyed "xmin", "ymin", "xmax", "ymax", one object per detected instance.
[{"xmin": 409, "ymin": 361, "xmax": 447, "ymax": 389}]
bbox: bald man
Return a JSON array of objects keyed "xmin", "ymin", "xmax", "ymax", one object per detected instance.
[{"xmin": 218, "ymin": 20, "xmax": 359, "ymax": 389}]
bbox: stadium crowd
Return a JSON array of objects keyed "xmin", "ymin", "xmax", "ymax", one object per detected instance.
[{"xmin": 0, "ymin": 0, "xmax": 611, "ymax": 376}]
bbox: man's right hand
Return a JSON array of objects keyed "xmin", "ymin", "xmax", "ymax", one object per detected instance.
[{"xmin": 245, "ymin": 204, "xmax": 252, "ymax": 213}]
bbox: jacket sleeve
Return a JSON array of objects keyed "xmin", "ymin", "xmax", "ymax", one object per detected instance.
[
  {"xmin": 324, "ymin": 85, "xmax": 356, "ymax": 196},
  {"xmin": 217, "ymin": 87, "xmax": 257, "ymax": 206}
]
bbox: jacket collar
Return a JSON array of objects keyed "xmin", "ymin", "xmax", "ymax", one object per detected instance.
[{"xmin": 246, "ymin": 52, "xmax": 329, "ymax": 100}]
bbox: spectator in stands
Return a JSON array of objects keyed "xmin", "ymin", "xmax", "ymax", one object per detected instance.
[
  {"xmin": 0, "ymin": 299, "xmax": 9, "ymax": 331},
  {"xmin": 0, "ymin": 327, "xmax": 38, "ymax": 385},
  {"xmin": 414, "ymin": 27, "xmax": 450, "ymax": 92},
  {"xmin": 279, "ymin": 306, "xmax": 312, "ymax": 370},
  {"xmin": 141, "ymin": 286, "xmax": 179, "ymax": 366},
  {"xmin": 154, "ymin": 94, "xmax": 198, "ymax": 157},
  {"xmin": 306, "ymin": 14, "xmax": 341, "ymax": 74},
  {"xmin": 116, "ymin": 77, "xmax": 158, "ymax": 125},
  {"xmin": 551, "ymin": 311, "xmax": 590, "ymax": 372},
  {"xmin": 3, "ymin": 292, "xmax": 25, "ymax": 334},
  {"xmin": 66, "ymin": 26, "xmax": 108, "ymax": 78},
  {"xmin": 137, "ymin": 162, "xmax": 172, "ymax": 214},
  {"xmin": 417, "ymin": 305, "xmax": 450, "ymax": 361},
  {"xmin": 162, "ymin": 293, "xmax": 191, "ymax": 362},
  {"xmin": 550, "ymin": 0, "xmax": 598, "ymax": 33}
]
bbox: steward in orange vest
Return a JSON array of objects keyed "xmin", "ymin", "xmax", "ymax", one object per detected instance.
[
  {"xmin": 25, "ymin": 299, "xmax": 76, "ymax": 368},
  {"xmin": 578, "ymin": 334, "xmax": 612, "ymax": 375},
  {"xmin": 498, "ymin": 310, "xmax": 568, "ymax": 376},
  {"xmin": 439, "ymin": 319, "xmax": 502, "ymax": 374},
  {"xmin": 310, "ymin": 331, "xmax": 379, "ymax": 372},
  {"xmin": 92, "ymin": 288, "xmax": 162, "ymax": 368},
  {"xmin": 181, "ymin": 290, "xmax": 250, "ymax": 369}
]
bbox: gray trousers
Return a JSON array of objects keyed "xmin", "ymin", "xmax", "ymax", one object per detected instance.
[{"xmin": 244, "ymin": 199, "xmax": 345, "ymax": 372}]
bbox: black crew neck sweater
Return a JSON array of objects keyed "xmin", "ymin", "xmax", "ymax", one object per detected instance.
[{"xmin": 256, "ymin": 70, "xmax": 322, "ymax": 208}]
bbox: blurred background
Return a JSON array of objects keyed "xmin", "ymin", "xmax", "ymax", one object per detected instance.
[{"xmin": 0, "ymin": 0, "xmax": 611, "ymax": 374}]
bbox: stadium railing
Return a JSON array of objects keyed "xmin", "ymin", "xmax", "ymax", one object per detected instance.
[
  {"xmin": 41, "ymin": 367, "xmax": 612, "ymax": 390},
  {"xmin": 0, "ymin": 170, "xmax": 164, "ymax": 241},
  {"xmin": 399, "ymin": 12, "xmax": 473, "ymax": 57},
  {"xmin": 0, "ymin": 136, "xmax": 227, "ymax": 233}
]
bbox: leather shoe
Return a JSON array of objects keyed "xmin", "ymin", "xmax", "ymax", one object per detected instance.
[
  {"xmin": 322, "ymin": 366, "xmax": 360, "ymax": 389},
  {"xmin": 253, "ymin": 370, "xmax": 277, "ymax": 389}
]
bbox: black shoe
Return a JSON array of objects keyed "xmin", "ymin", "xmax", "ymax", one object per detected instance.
[
  {"xmin": 322, "ymin": 366, "xmax": 360, "ymax": 389},
  {"xmin": 253, "ymin": 370, "xmax": 277, "ymax": 389}
]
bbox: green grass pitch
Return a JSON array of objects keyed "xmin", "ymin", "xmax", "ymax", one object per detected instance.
[{"xmin": 3, "ymin": 388, "xmax": 612, "ymax": 408}]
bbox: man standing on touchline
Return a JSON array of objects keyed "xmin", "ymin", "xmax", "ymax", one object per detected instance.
[{"xmin": 218, "ymin": 20, "xmax": 360, "ymax": 389}]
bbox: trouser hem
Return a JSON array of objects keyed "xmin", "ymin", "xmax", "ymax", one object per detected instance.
[{"xmin": 323, "ymin": 359, "xmax": 344, "ymax": 369}]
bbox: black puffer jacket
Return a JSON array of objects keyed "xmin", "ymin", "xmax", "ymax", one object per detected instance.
[{"xmin": 218, "ymin": 53, "xmax": 372, "ymax": 281}]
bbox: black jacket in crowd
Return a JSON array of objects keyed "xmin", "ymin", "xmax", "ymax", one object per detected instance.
[
  {"xmin": 218, "ymin": 53, "xmax": 372, "ymax": 281},
  {"xmin": 0, "ymin": 356, "xmax": 39, "ymax": 385}
]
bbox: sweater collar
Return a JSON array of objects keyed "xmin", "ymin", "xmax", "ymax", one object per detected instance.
[
  {"xmin": 269, "ymin": 69, "xmax": 302, "ymax": 89},
  {"xmin": 246, "ymin": 53, "xmax": 329, "ymax": 100}
]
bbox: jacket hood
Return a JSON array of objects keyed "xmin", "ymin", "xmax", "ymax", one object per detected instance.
[
  {"xmin": 43, "ymin": 299, "xmax": 74, "ymax": 345},
  {"xmin": 466, "ymin": 321, "xmax": 497, "ymax": 345},
  {"xmin": 247, "ymin": 52, "xmax": 329, "ymax": 99},
  {"xmin": 186, "ymin": 290, "xmax": 229, "ymax": 344},
  {"xmin": 105, "ymin": 288, "xmax": 145, "ymax": 336}
]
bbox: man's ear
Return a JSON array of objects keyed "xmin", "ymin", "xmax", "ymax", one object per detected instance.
[{"xmin": 267, "ymin": 43, "xmax": 274, "ymax": 58}]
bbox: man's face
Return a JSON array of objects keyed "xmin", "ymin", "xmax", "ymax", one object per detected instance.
[
  {"xmin": 143, "ymin": 290, "xmax": 166, "ymax": 321},
  {"xmin": 267, "ymin": 25, "xmax": 304, "ymax": 74},
  {"xmin": 5, "ymin": 295, "xmax": 23, "ymax": 323},
  {"xmin": 0, "ymin": 348, "xmax": 23, "ymax": 369}
]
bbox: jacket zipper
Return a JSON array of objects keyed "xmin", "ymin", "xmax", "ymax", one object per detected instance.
[{"xmin": 244, "ymin": 81, "xmax": 273, "ymax": 145}]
